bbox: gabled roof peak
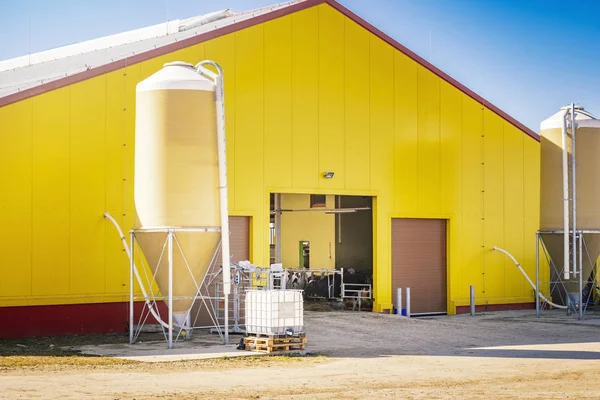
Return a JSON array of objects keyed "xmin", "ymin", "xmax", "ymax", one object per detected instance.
[{"xmin": 0, "ymin": 0, "xmax": 538, "ymax": 141}]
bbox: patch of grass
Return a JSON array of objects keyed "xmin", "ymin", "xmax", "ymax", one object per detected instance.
[
  {"xmin": 0, "ymin": 355, "xmax": 138, "ymax": 368},
  {"xmin": 0, "ymin": 353, "xmax": 327, "ymax": 373},
  {"xmin": 0, "ymin": 333, "xmax": 131, "ymax": 357},
  {"xmin": 0, "ymin": 332, "xmax": 327, "ymax": 373}
]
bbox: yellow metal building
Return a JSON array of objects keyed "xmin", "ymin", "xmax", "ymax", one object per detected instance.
[{"xmin": 0, "ymin": 0, "xmax": 541, "ymax": 336}]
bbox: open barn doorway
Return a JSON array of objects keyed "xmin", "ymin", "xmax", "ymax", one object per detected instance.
[{"xmin": 270, "ymin": 193, "xmax": 373, "ymax": 310}]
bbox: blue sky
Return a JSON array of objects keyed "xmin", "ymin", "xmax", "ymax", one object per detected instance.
[{"xmin": 2, "ymin": 0, "xmax": 599, "ymax": 132}]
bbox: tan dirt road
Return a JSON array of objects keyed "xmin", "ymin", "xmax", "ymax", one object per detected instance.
[{"xmin": 1, "ymin": 311, "xmax": 600, "ymax": 399}]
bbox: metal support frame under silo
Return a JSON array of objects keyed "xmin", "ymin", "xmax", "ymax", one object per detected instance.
[
  {"xmin": 129, "ymin": 227, "xmax": 227, "ymax": 349},
  {"xmin": 535, "ymin": 230, "xmax": 600, "ymax": 320}
]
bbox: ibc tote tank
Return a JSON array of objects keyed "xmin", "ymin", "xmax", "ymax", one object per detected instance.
[
  {"xmin": 540, "ymin": 106, "xmax": 600, "ymax": 300},
  {"xmin": 134, "ymin": 61, "xmax": 220, "ymax": 325}
]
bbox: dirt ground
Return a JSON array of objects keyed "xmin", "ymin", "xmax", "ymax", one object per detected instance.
[{"xmin": 1, "ymin": 310, "xmax": 600, "ymax": 399}]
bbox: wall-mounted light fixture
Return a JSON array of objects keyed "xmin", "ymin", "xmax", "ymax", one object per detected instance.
[{"xmin": 323, "ymin": 171, "xmax": 335, "ymax": 179}]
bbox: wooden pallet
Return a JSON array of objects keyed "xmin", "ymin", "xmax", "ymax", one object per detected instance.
[
  {"xmin": 248, "ymin": 332, "xmax": 306, "ymax": 339},
  {"xmin": 244, "ymin": 335, "xmax": 307, "ymax": 353}
]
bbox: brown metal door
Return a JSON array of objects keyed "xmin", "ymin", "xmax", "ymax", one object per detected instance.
[
  {"xmin": 214, "ymin": 216, "xmax": 250, "ymax": 264},
  {"xmin": 391, "ymin": 218, "xmax": 447, "ymax": 314},
  {"xmin": 191, "ymin": 216, "xmax": 250, "ymax": 327}
]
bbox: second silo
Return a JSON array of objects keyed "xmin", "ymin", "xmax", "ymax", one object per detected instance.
[{"xmin": 540, "ymin": 105, "xmax": 600, "ymax": 304}]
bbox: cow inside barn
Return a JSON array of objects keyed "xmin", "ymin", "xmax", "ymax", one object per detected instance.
[{"xmin": 285, "ymin": 268, "xmax": 372, "ymax": 302}]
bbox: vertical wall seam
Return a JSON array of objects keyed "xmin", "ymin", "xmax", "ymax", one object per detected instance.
[
  {"xmin": 519, "ymin": 132, "xmax": 524, "ymax": 296},
  {"xmin": 262, "ymin": 24, "xmax": 266, "ymax": 265},
  {"xmin": 501, "ymin": 120, "xmax": 507, "ymax": 297},
  {"xmin": 392, "ymin": 50, "xmax": 396, "ymax": 216},
  {"xmin": 367, "ymin": 35, "xmax": 371, "ymax": 191},
  {"xmin": 459, "ymin": 95, "xmax": 464, "ymax": 302},
  {"xmin": 30, "ymin": 98, "xmax": 34, "ymax": 298},
  {"xmin": 289, "ymin": 15, "xmax": 293, "ymax": 189},
  {"xmin": 342, "ymin": 15, "xmax": 346, "ymax": 191},
  {"xmin": 104, "ymin": 74, "xmax": 108, "ymax": 292},
  {"xmin": 438, "ymin": 77, "xmax": 442, "ymax": 216},
  {"xmin": 366, "ymin": 35, "xmax": 370, "ymax": 190},
  {"xmin": 67, "ymin": 86, "xmax": 72, "ymax": 296},
  {"xmin": 481, "ymin": 105, "xmax": 485, "ymax": 295},
  {"xmin": 122, "ymin": 60, "xmax": 128, "ymax": 288},
  {"xmin": 316, "ymin": 6, "xmax": 320, "ymax": 190},
  {"xmin": 232, "ymin": 36, "xmax": 236, "ymax": 213},
  {"xmin": 415, "ymin": 67, "xmax": 419, "ymax": 212}
]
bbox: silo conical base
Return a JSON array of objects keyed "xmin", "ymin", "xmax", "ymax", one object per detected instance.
[
  {"xmin": 134, "ymin": 230, "xmax": 221, "ymax": 318},
  {"xmin": 540, "ymin": 233, "xmax": 599, "ymax": 306}
]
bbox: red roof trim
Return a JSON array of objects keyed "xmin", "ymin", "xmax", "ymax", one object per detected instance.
[
  {"xmin": 0, "ymin": 0, "xmax": 326, "ymax": 108},
  {"xmin": 325, "ymin": 0, "xmax": 539, "ymax": 141},
  {"xmin": 0, "ymin": 0, "xmax": 539, "ymax": 142}
]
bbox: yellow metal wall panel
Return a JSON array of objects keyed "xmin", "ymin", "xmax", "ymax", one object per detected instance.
[
  {"xmin": 168, "ymin": 43, "xmax": 206, "ymax": 68},
  {"xmin": 416, "ymin": 66, "xmax": 441, "ymax": 216},
  {"xmin": 290, "ymin": 7, "xmax": 319, "ymax": 190},
  {"xmin": 393, "ymin": 52, "xmax": 418, "ymax": 215},
  {"xmin": 343, "ymin": 18, "xmax": 370, "ymax": 191},
  {"xmin": 104, "ymin": 69, "xmax": 128, "ymax": 295},
  {"xmin": 318, "ymin": 5, "xmax": 345, "ymax": 191},
  {"xmin": 123, "ymin": 63, "xmax": 140, "ymax": 244},
  {"xmin": 482, "ymin": 109, "xmax": 505, "ymax": 298},
  {"xmin": 440, "ymin": 81, "xmax": 462, "ymax": 217},
  {"xmin": 31, "ymin": 88, "xmax": 71, "ymax": 297},
  {"xmin": 69, "ymin": 76, "xmax": 107, "ymax": 296},
  {"xmin": 524, "ymin": 137, "xmax": 543, "ymax": 284},
  {"xmin": 234, "ymin": 25, "xmax": 266, "ymax": 266},
  {"xmin": 503, "ymin": 122, "xmax": 525, "ymax": 298},
  {"xmin": 0, "ymin": 100, "xmax": 32, "ymax": 299},
  {"xmin": 461, "ymin": 95, "xmax": 484, "ymax": 298},
  {"xmin": 264, "ymin": 17, "xmax": 293, "ymax": 189},
  {"xmin": 369, "ymin": 37, "xmax": 394, "ymax": 193},
  {"xmin": 369, "ymin": 36, "xmax": 394, "ymax": 308},
  {"xmin": 440, "ymin": 81, "xmax": 462, "ymax": 303},
  {"xmin": 205, "ymin": 36, "xmax": 235, "ymax": 210}
]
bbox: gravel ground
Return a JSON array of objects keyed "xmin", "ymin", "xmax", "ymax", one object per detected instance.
[{"xmin": 1, "ymin": 310, "xmax": 600, "ymax": 399}]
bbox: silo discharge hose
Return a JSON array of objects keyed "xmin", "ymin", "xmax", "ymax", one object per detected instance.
[
  {"xmin": 103, "ymin": 212, "xmax": 170, "ymax": 329},
  {"xmin": 492, "ymin": 246, "xmax": 567, "ymax": 310}
]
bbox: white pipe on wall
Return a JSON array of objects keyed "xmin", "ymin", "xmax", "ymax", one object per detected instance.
[
  {"xmin": 493, "ymin": 246, "xmax": 567, "ymax": 309},
  {"xmin": 561, "ymin": 108, "xmax": 570, "ymax": 280}
]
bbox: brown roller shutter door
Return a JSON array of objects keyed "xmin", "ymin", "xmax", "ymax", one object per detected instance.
[
  {"xmin": 391, "ymin": 218, "xmax": 447, "ymax": 314},
  {"xmin": 191, "ymin": 216, "xmax": 250, "ymax": 327},
  {"xmin": 214, "ymin": 216, "xmax": 250, "ymax": 264}
]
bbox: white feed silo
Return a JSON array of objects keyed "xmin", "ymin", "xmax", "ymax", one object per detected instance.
[
  {"xmin": 540, "ymin": 105, "xmax": 600, "ymax": 311},
  {"xmin": 133, "ymin": 61, "xmax": 231, "ymax": 347}
]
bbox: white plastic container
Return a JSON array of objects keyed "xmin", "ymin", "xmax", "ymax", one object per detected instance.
[{"xmin": 245, "ymin": 290, "xmax": 304, "ymax": 335}]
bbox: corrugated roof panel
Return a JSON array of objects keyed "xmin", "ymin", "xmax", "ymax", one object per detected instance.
[{"xmin": 0, "ymin": 1, "xmax": 301, "ymax": 98}]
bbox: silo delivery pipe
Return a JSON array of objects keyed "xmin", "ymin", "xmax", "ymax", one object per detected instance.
[
  {"xmin": 104, "ymin": 212, "xmax": 170, "ymax": 329},
  {"xmin": 492, "ymin": 246, "xmax": 567, "ymax": 310},
  {"xmin": 561, "ymin": 108, "xmax": 570, "ymax": 280},
  {"xmin": 195, "ymin": 60, "xmax": 231, "ymax": 298},
  {"xmin": 570, "ymin": 103, "xmax": 577, "ymax": 279},
  {"xmin": 196, "ymin": 60, "xmax": 231, "ymax": 345}
]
